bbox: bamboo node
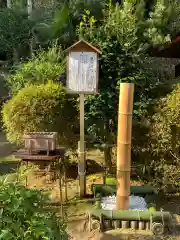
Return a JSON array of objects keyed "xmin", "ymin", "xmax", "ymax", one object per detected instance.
[
  {"xmin": 78, "ymin": 169, "xmax": 86, "ymax": 176},
  {"xmin": 78, "ymin": 151, "xmax": 87, "ymax": 154},
  {"xmin": 118, "ymin": 112, "xmax": 133, "ymax": 115},
  {"xmin": 117, "ymin": 168, "xmax": 131, "ymax": 172},
  {"xmin": 117, "ymin": 141, "xmax": 131, "ymax": 145}
]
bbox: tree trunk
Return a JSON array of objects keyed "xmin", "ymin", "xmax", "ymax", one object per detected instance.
[
  {"xmin": 104, "ymin": 146, "xmax": 112, "ymax": 170},
  {"xmin": 13, "ymin": 48, "xmax": 19, "ymax": 64},
  {"xmin": 27, "ymin": 0, "xmax": 34, "ymax": 57},
  {"xmin": 7, "ymin": 0, "xmax": 11, "ymax": 8},
  {"xmin": 7, "ymin": 0, "xmax": 19, "ymax": 63},
  {"xmin": 27, "ymin": 0, "xmax": 32, "ymax": 16}
]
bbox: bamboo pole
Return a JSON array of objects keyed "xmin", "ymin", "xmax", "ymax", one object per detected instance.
[{"xmin": 116, "ymin": 83, "xmax": 134, "ymax": 210}]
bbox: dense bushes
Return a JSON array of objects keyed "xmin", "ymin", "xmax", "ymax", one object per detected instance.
[
  {"xmin": 2, "ymin": 82, "xmax": 78, "ymax": 148},
  {"xmin": 0, "ymin": 8, "xmax": 32, "ymax": 54},
  {"xmin": 151, "ymin": 83, "xmax": 179, "ymax": 156},
  {"xmin": 133, "ymin": 82, "xmax": 180, "ymax": 190},
  {"xmin": 0, "ymin": 179, "xmax": 67, "ymax": 239},
  {"xmin": 77, "ymin": 0, "xmax": 176, "ymax": 168},
  {"xmin": 76, "ymin": 1, "xmax": 180, "ymax": 187},
  {"xmin": 149, "ymin": 83, "xmax": 180, "ymax": 189},
  {"xmin": 7, "ymin": 45, "xmax": 65, "ymax": 94}
]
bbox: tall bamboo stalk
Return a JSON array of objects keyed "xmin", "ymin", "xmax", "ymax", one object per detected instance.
[{"xmin": 116, "ymin": 83, "xmax": 134, "ymax": 210}]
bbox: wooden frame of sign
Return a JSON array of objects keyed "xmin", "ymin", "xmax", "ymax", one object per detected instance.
[{"xmin": 65, "ymin": 39, "xmax": 101, "ymax": 94}]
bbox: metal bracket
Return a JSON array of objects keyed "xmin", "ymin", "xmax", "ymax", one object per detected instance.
[
  {"xmin": 78, "ymin": 151, "xmax": 87, "ymax": 155},
  {"xmin": 78, "ymin": 171, "xmax": 86, "ymax": 176},
  {"xmin": 78, "ymin": 165, "xmax": 86, "ymax": 175},
  {"xmin": 160, "ymin": 208, "xmax": 165, "ymax": 227}
]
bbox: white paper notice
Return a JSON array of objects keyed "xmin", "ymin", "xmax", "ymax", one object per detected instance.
[{"xmin": 67, "ymin": 52, "xmax": 97, "ymax": 93}]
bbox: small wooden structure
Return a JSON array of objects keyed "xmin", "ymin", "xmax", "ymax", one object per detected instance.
[
  {"xmin": 12, "ymin": 132, "xmax": 67, "ymax": 206},
  {"xmin": 14, "ymin": 132, "xmax": 63, "ymax": 167},
  {"xmin": 24, "ymin": 132, "xmax": 57, "ymax": 155}
]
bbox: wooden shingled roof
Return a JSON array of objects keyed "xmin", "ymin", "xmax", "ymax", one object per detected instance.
[
  {"xmin": 64, "ymin": 39, "xmax": 101, "ymax": 54},
  {"xmin": 150, "ymin": 35, "xmax": 180, "ymax": 58}
]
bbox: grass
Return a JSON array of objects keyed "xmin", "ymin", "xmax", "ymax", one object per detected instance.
[
  {"xmin": 0, "ymin": 155, "xmax": 20, "ymax": 163},
  {"xmin": 106, "ymin": 175, "xmax": 116, "ymax": 185},
  {"xmin": 0, "ymin": 132, "xmax": 19, "ymax": 163}
]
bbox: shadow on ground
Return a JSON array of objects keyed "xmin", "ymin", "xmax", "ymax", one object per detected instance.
[
  {"xmin": 0, "ymin": 132, "xmax": 16, "ymax": 157},
  {"xmin": 95, "ymin": 232, "xmax": 153, "ymax": 240},
  {"xmin": 0, "ymin": 132, "xmax": 18, "ymax": 175},
  {"xmin": 66, "ymin": 159, "xmax": 103, "ymax": 179},
  {"xmin": 0, "ymin": 162, "xmax": 18, "ymax": 175},
  {"xmin": 68, "ymin": 228, "xmax": 155, "ymax": 240},
  {"xmin": 156, "ymin": 195, "xmax": 180, "ymax": 215}
]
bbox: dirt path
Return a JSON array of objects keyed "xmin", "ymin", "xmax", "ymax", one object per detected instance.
[
  {"xmin": 0, "ymin": 132, "xmax": 16, "ymax": 157},
  {"xmin": 67, "ymin": 227, "xmax": 157, "ymax": 240},
  {"xmin": 0, "ymin": 132, "xmax": 18, "ymax": 175}
]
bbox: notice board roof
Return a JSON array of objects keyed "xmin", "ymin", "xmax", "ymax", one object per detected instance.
[{"xmin": 64, "ymin": 39, "xmax": 101, "ymax": 54}]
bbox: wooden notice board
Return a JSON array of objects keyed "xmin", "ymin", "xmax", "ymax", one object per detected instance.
[{"xmin": 65, "ymin": 39, "xmax": 101, "ymax": 94}]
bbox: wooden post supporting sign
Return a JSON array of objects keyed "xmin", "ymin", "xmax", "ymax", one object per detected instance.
[
  {"xmin": 78, "ymin": 94, "xmax": 86, "ymax": 196},
  {"xmin": 65, "ymin": 40, "xmax": 101, "ymax": 197}
]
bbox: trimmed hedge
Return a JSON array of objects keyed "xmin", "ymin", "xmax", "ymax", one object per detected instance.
[{"xmin": 2, "ymin": 82, "xmax": 78, "ymax": 148}]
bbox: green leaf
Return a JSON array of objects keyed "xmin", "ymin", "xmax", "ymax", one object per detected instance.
[{"xmin": 0, "ymin": 230, "xmax": 14, "ymax": 240}]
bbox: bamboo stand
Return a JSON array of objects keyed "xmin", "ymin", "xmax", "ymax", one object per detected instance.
[{"xmin": 116, "ymin": 83, "xmax": 134, "ymax": 210}]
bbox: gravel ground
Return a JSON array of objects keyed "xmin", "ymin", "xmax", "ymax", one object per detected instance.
[{"xmin": 101, "ymin": 195, "xmax": 147, "ymax": 211}]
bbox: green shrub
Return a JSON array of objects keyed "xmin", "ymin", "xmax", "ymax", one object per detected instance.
[
  {"xmin": 0, "ymin": 179, "xmax": 67, "ymax": 239},
  {"xmin": 76, "ymin": 0, "xmax": 175, "ymax": 168},
  {"xmin": 151, "ymin": 83, "xmax": 180, "ymax": 155},
  {"xmin": 105, "ymin": 175, "xmax": 116, "ymax": 185},
  {"xmin": 149, "ymin": 83, "xmax": 180, "ymax": 189},
  {"xmin": 2, "ymin": 82, "xmax": 78, "ymax": 148},
  {"xmin": 0, "ymin": 8, "xmax": 31, "ymax": 53},
  {"xmin": 7, "ymin": 45, "xmax": 65, "ymax": 94},
  {"xmin": 139, "ymin": 83, "xmax": 180, "ymax": 190}
]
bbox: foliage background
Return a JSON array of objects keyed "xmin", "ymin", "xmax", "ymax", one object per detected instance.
[
  {"xmin": 0, "ymin": 174, "xmax": 67, "ymax": 239},
  {"xmin": 0, "ymin": 0, "xmax": 180, "ymax": 190},
  {"xmin": 7, "ymin": 44, "xmax": 65, "ymax": 94}
]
